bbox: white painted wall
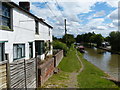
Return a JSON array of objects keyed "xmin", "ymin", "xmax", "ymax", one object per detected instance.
[
  {"xmin": 0, "ymin": 8, "xmax": 36, "ymax": 63},
  {"xmin": 0, "ymin": 6, "xmax": 53, "ymax": 62},
  {"xmin": 35, "ymin": 22, "xmax": 53, "ymax": 60}
]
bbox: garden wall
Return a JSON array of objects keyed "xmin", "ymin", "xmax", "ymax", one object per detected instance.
[
  {"xmin": 38, "ymin": 58, "xmax": 54, "ymax": 86},
  {"xmin": 54, "ymin": 50, "xmax": 63, "ymax": 67}
]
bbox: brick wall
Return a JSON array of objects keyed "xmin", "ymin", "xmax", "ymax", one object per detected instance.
[
  {"xmin": 38, "ymin": 58, "xmax": 54, "ymax": 86},
  {"xmin": 38, "ymin": 50, "xmax": 64, "ymax": 86}
]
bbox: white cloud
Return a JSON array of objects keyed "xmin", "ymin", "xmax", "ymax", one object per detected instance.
[
  {"xmin": 94, "ymin": 10, "xmax": 106, "ymax": 17},
  {"xmin": 11, "ymin": 0, "xmax": 119, "ymax": 37},
  {"xmin": 108, "ymin": 9, "xmax": 118, "ymax": 20},
  {"xmin": 107, "ymin": 9, "xmax": 119, "ymax": 28}
]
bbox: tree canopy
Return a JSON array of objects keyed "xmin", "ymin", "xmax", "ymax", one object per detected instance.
[{"xmin": 109, "ymin": 31, "xmax": 120, "ymax": 51}]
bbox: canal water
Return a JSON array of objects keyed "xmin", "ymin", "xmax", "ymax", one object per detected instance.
[{"xmin": 83, "ymin": 47, "xmax": 120, "ymax": 80}]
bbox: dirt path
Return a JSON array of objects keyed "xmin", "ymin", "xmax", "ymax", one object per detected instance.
[
  {"xmin": 76, "ymin": 50, "xmax": 84, "ymax": 74},
  {"xmin": 67, "ymin": 50, "xmax": 84, "ymax": 88}
]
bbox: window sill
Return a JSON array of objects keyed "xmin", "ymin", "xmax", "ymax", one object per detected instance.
[
  {"xmin": 0, "ymin": 60, "xmax": 8, "ymax": 65},
  {"xmin": 35, "ymin": 33, "xmax": 39, "ymax": 35},
  {"xmin": 13, "ymin": 56, "xmax": 25, "ymax": 61},
  {"xmin": 0, "ymin": 26, "xmax": 14, "ymax": 32}
]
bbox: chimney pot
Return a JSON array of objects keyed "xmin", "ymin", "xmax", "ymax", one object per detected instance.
[{"xmin": 19, "ymin": 2, "xmax": 30, "ymax": 12}]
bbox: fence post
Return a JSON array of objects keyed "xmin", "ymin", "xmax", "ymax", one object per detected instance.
[
  {"xmin": 35, "ymin": 52, "xmax": 38, "ymax": 88},
  {"xmin": 53, "ymin": 55, "xmax": 56, "ymax": 67},
  {"xmin": 24, "ymin": 59, "xmax": 27, "ymax": 89},
  {"xmin": 6, "ymin": 59, "xmax": 11, "ymax": 88}
]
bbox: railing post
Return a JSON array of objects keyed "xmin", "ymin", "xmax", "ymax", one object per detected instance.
[
  {"xmin": 35, "ymin": 52, "xmax": 38, "ymax": 88},
  {"xmin": 6, "ymin": 59, "xmax": 11, "ymax": 89},
  {"xmin": 24, "ymin": 59, "xmax": 27, "ymax": 89}
]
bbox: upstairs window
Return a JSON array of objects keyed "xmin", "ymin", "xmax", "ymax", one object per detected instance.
[
  {"xmin": 0, "ymin": 43, "xmax": 4, "ymax": 62},
  {"xmin": 35, "ymin": 20, "xmax": 39, "ymax": 34},
  {"xmin": 0, "ymin": 3, "xmax": 11, "ymax": 29},
  {"xmin": 49, "ymin": 28, "xmax": 50, "ymax": 36},
  {"xmin": 13, "ymin": 44, "xmax": 25, "ymax": 60}
]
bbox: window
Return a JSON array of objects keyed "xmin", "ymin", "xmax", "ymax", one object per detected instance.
[
  {"xmin": 48, "ymin": 40, "xmax": 51, "ymax": 50},
  {"xmin": 49, "ymin": 29, "xmax": 50, "ymax": 36},
  {"xmin": 35, "ymin": 41, "xmax": 44, "ymax": 55},
  {"xmin": 0, "ymin": 3, "xmax": 11, "ymax": 29},
  {"xmin": 0, "ymin": 43, "xmax": 4, "ymax": 62},
  {"xmin": 13, "ymin": 44, "xmax": 25, "ymax": 60},
  {"xmin": 35, "ymin": 20, "xmax": 39, "ymax": 34},
  {"xmin": 29, "ymin": 42, "xmax": 33, "ymax": 58}
]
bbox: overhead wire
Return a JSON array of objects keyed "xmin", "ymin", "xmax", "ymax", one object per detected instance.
[{"xmin": 42, "ymin": 0, "xmax": 64, "ymax": 26}]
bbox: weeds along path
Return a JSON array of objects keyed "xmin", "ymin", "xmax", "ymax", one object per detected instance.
[{"xmin": 75, "ymin": 50, "xmax": 84, "ymax": 74}]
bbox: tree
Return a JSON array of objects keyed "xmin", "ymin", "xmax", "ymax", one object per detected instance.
[
  {"xmin": 53, "ymin": 40, "xmax": 68, "ymax": 55},
  {"xmin": 53, "ymin": 36, "xmax": 57, "ymax": 40},
  {"xmin": 109, "ymin": 31, "xmax": 120, "ymax": 51},
  {"xmin": 104, "ymin": 36, "xmax": 110, "ymax": 42},
  {"xmin": 94, "ymin": 34, "xmax": 104, "ymax": 47},
  {"xmin": 62, "ymin": 34, "xmax": 75, "ymax": 47},
  {"xmin": 76, "ymin": 32, "xmax": 95, "ymax": 43}
]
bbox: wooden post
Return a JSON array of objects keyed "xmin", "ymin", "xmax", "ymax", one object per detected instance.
[
  {"xmin": 35, "ymin": 52, "xmax": 38, "ymax": 88},
  {"xmin": 24, "ymin": 59, "xmax": 27, "ymax": 89},
  {"xmin": 65, "ymin": 19, "xmax": 67, "ymax": 35},
  {"xmin": 6, "ymin": 54, "xmax": 11, "ymax": 88}
]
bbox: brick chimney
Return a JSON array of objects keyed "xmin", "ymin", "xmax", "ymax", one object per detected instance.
[{"xmin": 19, "ymin": 2, "xmax": 30, "ymax": 12}]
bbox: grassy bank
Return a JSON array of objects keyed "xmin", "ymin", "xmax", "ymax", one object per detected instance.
[
  {"xmin": 42, "ymin": 45, "xmax": 118, "ymax": 88},
  {"xmin": 58, "ymin": 46, "xmax": 81, "ymax": 72},
  {"xmin": 77, "ymin": 52, "xmax": 118, "ymax": 88},
  {"xmin": 42, "ymin": 46, "xmax": 81, "ymax": 88}
]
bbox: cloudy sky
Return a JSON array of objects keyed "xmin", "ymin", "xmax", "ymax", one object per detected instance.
[{"xmin": 13, "ymin": 0, "xmax": 119, "ymax": 37}]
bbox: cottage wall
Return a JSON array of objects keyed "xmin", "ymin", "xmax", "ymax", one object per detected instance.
[
  {"xmin": 0, "ymin": 8, "xmax": 36, "ymax": 63},
  {"xmin": 0, "ymin": 6, "xmax": 52, "ymax": 62}
]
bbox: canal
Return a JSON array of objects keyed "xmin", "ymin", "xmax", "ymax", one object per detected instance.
[{"xmin": 83, "ymin": 47, "xmax": 120, "ymax": 80}]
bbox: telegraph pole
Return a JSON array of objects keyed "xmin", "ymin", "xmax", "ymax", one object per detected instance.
[
  {"xmin": 64, "ymin": 19, "xmax": 67, "ymax": 44},
  {"xmin": 65, "ymin": 19, "xmax": 67, "ymax": 35}
]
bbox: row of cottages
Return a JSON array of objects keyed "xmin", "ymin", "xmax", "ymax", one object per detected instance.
[{"xmin": 0, "ymin": 2, "xmax": 53, "ymax": 63}]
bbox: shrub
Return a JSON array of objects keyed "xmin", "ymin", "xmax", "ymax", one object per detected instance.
[{"xmin": 53, "ymin": 40, "xmax": 68, "ymax": 56}]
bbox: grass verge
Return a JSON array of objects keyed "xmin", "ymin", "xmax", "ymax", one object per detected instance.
[
  {"xmin": 42, "ymin": 45, "xmax": 81, "ymax": 88},
  {"xmin": 58, "ymin": 46, "xmax": 81, "ymax": 72},
  {"xmin": 77, "ymin": 51, "xmax": 118, "ymax": 88}
]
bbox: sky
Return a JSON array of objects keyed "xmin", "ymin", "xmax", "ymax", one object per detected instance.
[{"xmin": 12, "ymin": 0, "xmax": 119, "ymax": 38}]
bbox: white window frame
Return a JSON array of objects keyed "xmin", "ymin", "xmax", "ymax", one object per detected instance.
[
  {"xmin": 0, "ymin": 43, "xmax": 4, "ymax": 62},
  {"xmin": 13, "ymin": 44, "xmax": 25, "ymax": 60}
]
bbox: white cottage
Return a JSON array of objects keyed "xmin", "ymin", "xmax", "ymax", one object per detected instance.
[{"xmin": 0, "ymin": 2, "xmax": 53, "ymax": 63}]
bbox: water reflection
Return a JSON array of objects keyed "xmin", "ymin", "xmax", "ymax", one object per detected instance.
[{"xmin": 84, "ymin": 47, "xmax": 120, "ymax": 79}]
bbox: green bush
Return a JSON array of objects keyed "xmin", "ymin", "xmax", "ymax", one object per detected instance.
[{"xmin": 53, "ymin": 40, "xmax": 68, "ymax": 56}]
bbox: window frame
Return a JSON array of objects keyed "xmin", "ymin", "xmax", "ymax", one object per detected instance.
[
  {"xmin": 35, "ymin": 20, "xmax": 39, "ymax": 34},
  {"xmin": 49, "ymin": 28, "xmax": 50, "ymax": 36},
  {"xmin": 0, "ymin": 43, "xmax": 5, "ymax": 62},
  {"xmin": 0, "ymin": 3, "xmax": 13, "ymax": 30},
  {"xmin": 35, "ymin": 41, "xmax": 45, "ymax": 55},
  {"xmin": 29, "ymin": 42, "xmax": 33, "ymax": 58},
  {"xmin": 13, "ymin": 44, "xmax": 25, "ymax": 60}
]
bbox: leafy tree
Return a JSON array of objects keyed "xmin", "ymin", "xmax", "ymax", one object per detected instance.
[
  {"xmin": 53, "ymin": 36, "xmax": 57, "ymax": 40},
  {"xmin": 104, "ymin": 36, "xmax": 110, "ymax": 42},
  {"xmin": 76, "ymin": 32, "xmax": 95, "ymax": 43},
  {"xmin": 53, "ymin": 40, "xmax": 68, "ymax": 55},
  {"xmin": 62, "ymin": 34, "xmax": 75, "ymax": 47},
  {"xmin": 109, "ymin": 31, "xmax": 120, "ymax": 51},
  {"xmin": 94, "ymin": 34, "xmax": 104, "ymax": 47},
  {"xmin": 76, "ymin": 32, "xmax": 103, "ymax": 47}
]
